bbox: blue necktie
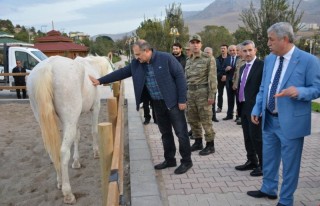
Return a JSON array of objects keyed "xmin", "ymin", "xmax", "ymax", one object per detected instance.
[
  {"xmin": 231, "ymin": 57, "xmax": 234, "ymax": 67},
  {"xmin": 268, "ymin": 56, "xmax": 284, "ymax": 112}
]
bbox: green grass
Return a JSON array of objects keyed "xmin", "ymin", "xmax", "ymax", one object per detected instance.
[{"xmin": 312, "ymin": 102, "xmax": 320, "ymax": 112}]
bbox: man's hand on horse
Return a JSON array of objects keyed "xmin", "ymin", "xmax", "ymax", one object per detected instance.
[{"xmin": 89, "ymin": 75, "xmax": 100, "ymax": 86}]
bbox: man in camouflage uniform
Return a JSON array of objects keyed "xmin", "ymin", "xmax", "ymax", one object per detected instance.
[{"xmin": 185, "ymin": 34, "xmax": 217, "ymax": 156}]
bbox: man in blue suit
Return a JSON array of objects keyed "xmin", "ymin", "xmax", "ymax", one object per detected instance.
[{"xmin": 247, "ymin": 22, "xmax": 320, "ymax": 206}]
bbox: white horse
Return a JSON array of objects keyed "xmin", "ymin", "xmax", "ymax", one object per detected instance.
[{"xmin": 27, "ymin": 55, "xmax": 114, "ymax": 204}]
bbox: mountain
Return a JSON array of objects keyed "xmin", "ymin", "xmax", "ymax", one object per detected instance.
[
  {"xmin": 185, "ymin": 0, "xmax": 320, "ymax": 34},
  {"xmin": 100, "ymin": 0, "xmax": 319, "ymax": 40}
]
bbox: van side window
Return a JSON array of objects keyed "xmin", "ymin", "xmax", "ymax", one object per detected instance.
[{"xmin": 15, "ymin": 51, "xmax": 39, "ymax": 70}]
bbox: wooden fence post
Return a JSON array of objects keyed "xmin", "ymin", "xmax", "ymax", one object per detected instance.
[
  {"xmin": 98, "ymin": 122, "xmax": 114, "ymax": 206},
  {"xmin": 112, "ymin": 81, "xmax": 120, "ymax": 100},
  {"xmin": 107, "ymin": 97, "xmax": 118, "ymax": 140}
]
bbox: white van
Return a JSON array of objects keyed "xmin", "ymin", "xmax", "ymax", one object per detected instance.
[{"xmin": 0, "ymin": 43, "xmax": 47, "ymax": 86}]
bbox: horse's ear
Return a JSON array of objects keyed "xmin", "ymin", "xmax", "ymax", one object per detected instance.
[{"xmin": 107, "ymin": 52, "xmax": 113, "ymax": 62}]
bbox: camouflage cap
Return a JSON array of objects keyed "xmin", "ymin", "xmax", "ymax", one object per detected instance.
[
  {"xmin": 184, "ymin": 43, "xmax": 190, "ymax": 50},
  {"xmin": 189, "ymin": 34, "xmax": 201, "ymax": 42}
]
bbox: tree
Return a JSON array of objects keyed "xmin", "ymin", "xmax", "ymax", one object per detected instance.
[
  {"xmin": 163, "ymin": 3, "xmax": 189, "ymax": 51},
  {"xmin": 89, "ymin": 36, "xmax": 115, "ymax": 56},
  {"xmin": 135, "ymin": 3, "xmax": 189, "ymax": 52},
  {"xmin": 240, "ymin": 0, "xmax": 303, "ymax": 57},
  {"xmin": 136, "ymin": 19, "xmax": 166, "ymax": 51},
  {"xmin": 198, "ymin": 25, "xmax": 234, "ymax": 56},
  {"xmin": 233, "ymin": 27, "xmax": 253, "ymax": 45}
]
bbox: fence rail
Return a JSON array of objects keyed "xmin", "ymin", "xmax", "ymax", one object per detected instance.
[{"xmin": 0, "ymin": 73, "xmax": 28, "ymax": 90}]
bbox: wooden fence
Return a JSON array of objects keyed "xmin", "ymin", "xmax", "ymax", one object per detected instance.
[
  {"xmin": 98, "ymin": 81, "xmax": 125, "ymax": 206},
  {"xmin": 0, "ymin": 73, "xmax": 28, "ymax": 90}
]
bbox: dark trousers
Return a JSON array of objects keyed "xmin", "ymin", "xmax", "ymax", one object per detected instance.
[
  {"xmin": 15, "ymin": 82, "xmax": 27, "ymax": 99},
  {"xmin": 226, "ymin": 80, "xmax": 235, "ymax": 117},
  {"xmin": 241, "ymin": 102, "xmax": 262, "ymax": 166},
  {"xmin": 235, "ymin": 90, "xmax": 241, "ymax": 118},
  {"xmin": 143, "ymin": 99, "xmax": 156, "ymax": 121},
  {"xmin": 217, "ymin": 76, "xmax": 225, "ymax": 109},
  {"xmin": 153, "ymin": 100, "xmax": 192, "ymax": 164}
]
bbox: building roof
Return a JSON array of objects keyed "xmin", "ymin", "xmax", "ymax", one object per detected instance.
[
  {"xmin": 0, "ymin": 31, "xmax": 33, "ymax": 46},
  {"xmin": 34, "ymin": 30, "xmax": 88, "ymax": 52},
  {"xmin": 34, "ymin": 42, "xmax": 88, "ymax": 52}
]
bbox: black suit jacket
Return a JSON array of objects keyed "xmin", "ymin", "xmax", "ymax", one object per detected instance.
[
  {"xmin": 238, "ymin": 58, "xmax": 264, "ymax": 114},
  {"xmin": 223, "ymin": 55, "xmax": 238, "ymax": 81},
  {"xmin": 12, "ymin": 66, "xmax": 27, "ymax": 85}
]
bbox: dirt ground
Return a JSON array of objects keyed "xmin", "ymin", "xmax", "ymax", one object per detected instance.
[{"xmin": 0, "ymin": 101, "xmax": 120, "ymax": 206}]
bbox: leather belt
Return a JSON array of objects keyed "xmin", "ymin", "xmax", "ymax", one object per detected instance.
[
  {"xmin": 266, "ymin": 109, "xmax": 278, "ymax": 117},
  {"xmin": 188, "ymin": 83, "xmax": 208, "ymax": 90}
]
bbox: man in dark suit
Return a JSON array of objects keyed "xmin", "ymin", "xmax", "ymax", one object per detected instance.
[
  {"xmin": 12, "ymin": 60, "xmax": 27, "ymax": 99},
  {"xmin": 235, "ymin": 40, "xmax": 263, "ymax": 177},
  {"xmin": 222, "ymin": 45, "xmax": 238, "ymax": 120},
  {"xmin": 248, "ymin": 22, "xmax": 320, "ymax": 206}
]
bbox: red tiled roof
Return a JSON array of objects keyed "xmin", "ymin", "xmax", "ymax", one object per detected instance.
[
  {"xmin": 34, "ymin": 42, "xmax": 88, "ymax": 52},
  {"xmin": 34, "ymin": 29, "xmax": 88, "ymax": 52},
  {"xmin": 35, "ymin": 30, "xmax": 72, "ymax": 43}
]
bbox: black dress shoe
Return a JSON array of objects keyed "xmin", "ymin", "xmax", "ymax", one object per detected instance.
[
  {"xmin": 143, "ymin": 118, "xmax": 150, "ymax": 125},
  {"xmin": 235, "ymin": 160, "xmax": 257, "ymax": 171},
  {"xmin": 247, "ymin": 190, "xmax": 277, "ymax": 199},
  {"xmin": 216, "ymin": 108, "xmax": 222, "ymax": 113},
  {"xmin": 222, "ymin": 116, "xmax": 233, "ymax": 120},
  {"xmin": 250, "ymin": 166, "xmax": 263, "ymax": 176},
  {"xmin": 154, "ymin": 161, "xmax": 177, "ymax": 170},
  {"xmin": 212, "ymin": 117, "xmax": 219, "ymax": 122},
  {"xmin": 174, "ymin": 162, "xmax": 193, "ymax": 174}
]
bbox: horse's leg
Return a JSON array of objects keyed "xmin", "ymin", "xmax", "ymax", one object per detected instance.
[
  {"xmin": 60, "ymin": 124, "xmax": 77, "ymax": 204},
  {"xmin": 92, "ymin": 100, "xmax": 100, "ymax": 159},
  {"xmin": 72, "ymin": 127, "xmax": 81, "ymax": 169}
]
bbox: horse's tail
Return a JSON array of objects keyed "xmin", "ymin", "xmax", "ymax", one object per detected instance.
[{"xmin": 33, "ymin": 63, "xmax": 61, "ymax": 174}]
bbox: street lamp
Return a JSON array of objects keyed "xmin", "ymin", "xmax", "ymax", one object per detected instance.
[
  {"xmin": 125, "ymin": 36, "xmax": 139, "ymax": 63},
  {"xmin": 169, "ymin": 26, "xmax": 180, "ymax": 43},
  {"xmin": 304, "ymin": 39, "xmax": 318, "ymax": 54}
]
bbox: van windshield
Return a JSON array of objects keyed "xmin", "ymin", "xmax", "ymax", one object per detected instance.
[{"xmin": 31, "ymin": 50, "xmax": 47, "ymax": 61}]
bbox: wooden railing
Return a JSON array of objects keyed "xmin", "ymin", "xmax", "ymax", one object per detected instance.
[
  {"xmin": 98, "ymin": 81, "xmax": 125, "ymax": 206},
  {"xmin": 0, "ymin": 73, "xmax": 28, "ymax": 90}
]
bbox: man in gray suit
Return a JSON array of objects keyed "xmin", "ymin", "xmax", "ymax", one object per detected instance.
[{"xmin": 248, "ymin": 22, "xmax": 320, "ymax": 206}]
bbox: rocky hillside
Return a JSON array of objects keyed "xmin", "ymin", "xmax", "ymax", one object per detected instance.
[{"xmin": 185, "ymin": 0, "xmax": 320, "ymax": 34}]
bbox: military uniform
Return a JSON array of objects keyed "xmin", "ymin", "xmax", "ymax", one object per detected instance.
[{"xmin": 185, "ymin": 35, "xmax": 217, "ymax": 155}]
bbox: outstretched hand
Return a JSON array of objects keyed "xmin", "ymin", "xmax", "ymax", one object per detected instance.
[
  {"xmin": 274, "ymin": 86, "xmax": 298, "ymax": 98},
  {"xmin": 88, "ymin": 75, "xmax": 100, "ymax": 86}
]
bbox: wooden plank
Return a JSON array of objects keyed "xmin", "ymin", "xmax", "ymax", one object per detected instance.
[
  {"xmin": 0, "ymin": 86, "xmax": 27, "ymax": 90},
  {"xmin": 0, "ymin": 73, "xmax": 29, "ymax": 76}
]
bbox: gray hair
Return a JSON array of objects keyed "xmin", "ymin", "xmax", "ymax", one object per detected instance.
[
  {"xmin": 133, "ymin": 40, "xmax": 151, "ymax": 51},
  {"xmin": 204, "ymin": 47, "xmax": 213, "ymax": 53},
  {"xmin": 242, "ymin": 40, "xmax": 256, "ymax": 48},
  {"xmin": 267, "ymin": 22, "xmax": 294, "ymax": 43}
]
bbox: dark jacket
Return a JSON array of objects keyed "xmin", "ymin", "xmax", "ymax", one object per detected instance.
[
  {"xmin": 216, "ymin": 54, "xmax": 230, "ymax": 77},
  {"xmin": 173, "ymin": 53, "xmax": 187, "ymax": 70},
  {"xmin": 98, "ymin": 49, "xmax": 187, "ymax": 110},
  {"xmin": 223, "ymin": 55, "xmax": 239, "ymax": 81},
  {"xmin": 12, "ymin": 66, "xmax": 27, "ymax": 85}
]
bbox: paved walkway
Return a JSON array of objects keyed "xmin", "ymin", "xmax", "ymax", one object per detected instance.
[{"xmin": 124, "ymin": 73, "xmax": 320, "ymax": 206}]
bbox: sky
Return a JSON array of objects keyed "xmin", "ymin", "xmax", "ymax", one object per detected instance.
[{"xmin": 1, "ymin": 0, "xmax": 213, "ymax": 36}]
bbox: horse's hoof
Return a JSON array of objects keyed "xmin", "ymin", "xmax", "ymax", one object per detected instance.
[
  {"xmin": 72, "ymin": 160, "xmax": 81, "ymax": 169},
  {"xmin": 64, "ymin": 194, "xmax": 76, "ymax": 204}
]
